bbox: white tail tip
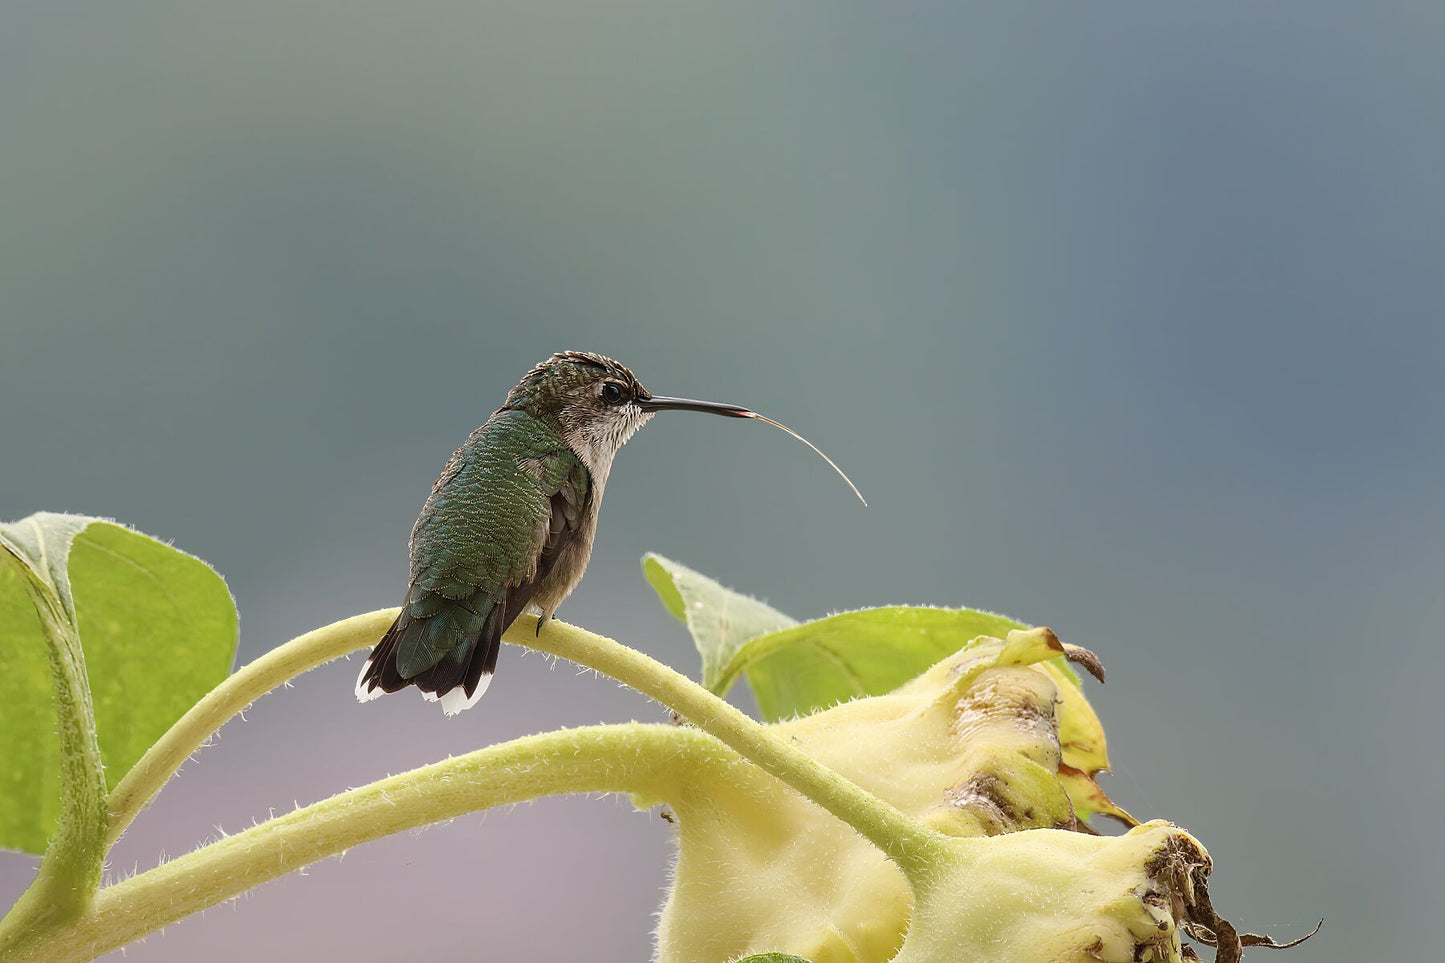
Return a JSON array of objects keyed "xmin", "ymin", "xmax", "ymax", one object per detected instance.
[
  {"xmin": 440, "ymin": 675, "xmax": 491, "ymax": 716},
  {"xmin": 355, "ymin": 660, "xmax": 385, "ymax": 703},
  {"xmin": 354, "ymin": 661, "xmax": 492, "ymax": 715}
]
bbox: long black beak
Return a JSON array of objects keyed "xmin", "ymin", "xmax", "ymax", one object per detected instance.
[
  {"xmin": 644, "ymin": 393, "xmax": 757, "ymax": 416},
  {"xmin": 638, "ymin": 395, "xmax": 752, "ymax": 417},
  {"xmin": 637, "ymin": 395, "xmax": 867, "ymax": 505}
]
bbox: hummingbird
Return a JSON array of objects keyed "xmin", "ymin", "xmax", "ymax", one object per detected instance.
[{"xmin": 356, "ymin": 350, "xmax": 863, "ymax": 715}]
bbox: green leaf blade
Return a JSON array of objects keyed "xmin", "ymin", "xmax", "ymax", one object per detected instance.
[
  {"xmin": 643, "ymin": 553, "xmax": 1039, "ymax": 723},
  {"xmin": 70, "ymin": 522, "xmax": 239, "ymax": 791},
  {"xmin": 732, "ymin": 606, "xmax": 1028, "ymax": 721},
  {"xmin": 0, "ymin": 557, "xmax": 56, "ymax": 854},
  {"xmin": 642, "ymin": 553, "xmax": 797, "ymax": 693},
  {"xmin": 0, "ymin": 514, "xmax": 238, "ymax": 856}
]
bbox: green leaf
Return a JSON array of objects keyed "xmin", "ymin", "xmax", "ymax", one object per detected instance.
[
  {"xmin": 643, "ymin": 553, "xmax": 1039, "ymax": 723},
  {"xmin": 642, "ymin": 554, "xmax": 797, "ymax": 692},
  {"xmin": 723, "ymin": 605, "xmax": 1028, "ymax": 721},
  {"xmin": 0, "ymin": 564, "xmax": 51, "ymax": 850},
  {"xmin": 0, "ymin": 513, "xmax": 238, "ymax": 856}
]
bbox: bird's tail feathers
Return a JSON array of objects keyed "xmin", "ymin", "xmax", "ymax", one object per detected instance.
[{"xmin": 355, "ymin": 601, "xmax": 502, "ymax": 715}]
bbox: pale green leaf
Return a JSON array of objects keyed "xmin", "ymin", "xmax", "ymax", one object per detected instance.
[
  {"xmin": 642, "ymin": 553, "xmax": 796, "ymax": 693},
  {"xmin": 0, "ymin": 514, "xmax": 237, "ymax": 855},
  {"xmin": 723, "ymin": 605, "xmax": 1028, "ymax": 721},
  {"xmin": 643, "ymin": 553, "xmax": 1050, "ymax": 723}
]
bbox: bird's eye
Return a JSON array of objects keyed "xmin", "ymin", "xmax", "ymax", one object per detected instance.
[{"xmin": 600, "ymin": 382, "xmax": 627, "ymax": 406}]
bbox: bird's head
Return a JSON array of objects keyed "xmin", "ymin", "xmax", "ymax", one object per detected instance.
[
  {"xmin": 506, "ymin": 350, "xmax": 865, "ymax": 502},
  {"xmin": 505, "ymin": 351, "xmax": 658, "ymax": 469}
]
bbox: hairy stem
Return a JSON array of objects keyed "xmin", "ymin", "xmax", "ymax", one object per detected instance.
[
  {"xmin": 5, "ymin": 724, "xmax": 725, "ymax": 963},
  {"xmin": 6, "ymin": 607, "xmax": 946, "ymax": 961},
  {"xmin": 106, "ymin": 609, "xmax": 398, "ymax": 844},
  {"xmin": 519, "ymin": 615, "xmax": 949, "ymax": 873},
  {"xmin": 110, "ymin": 607, "xmax": 945, "ymax": 873},
  {"xmin": 0, "ymin": 536, "xmax": 109, "ymax": 931}
]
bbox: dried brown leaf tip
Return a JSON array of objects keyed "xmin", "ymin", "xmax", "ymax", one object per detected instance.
[
  {"xmin": 1240, "ymin": 921, "xmax": 1324, "ymax": 950},
  {"xmin": 1062, "ymin": 641, "xmax": 1105, "ymax": 683},
  {"xmin": 1009, "ymin": 625, "xmax": 1106, "ymax": 683},
  {"xmin": 1149, "ymin": 835, "xmax": 1321, "ymax": 961},
  {"xmin": 1183, "ymin": 919, "xmax": 1324, "ymax": 957}
]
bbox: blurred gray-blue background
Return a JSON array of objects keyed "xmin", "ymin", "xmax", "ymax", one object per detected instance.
[{"xmin": 2, "ymin": 4, "xmax": 1439, "ymax": 960}]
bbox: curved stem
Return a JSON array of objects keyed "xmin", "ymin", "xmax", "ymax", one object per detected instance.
[
  {"xmin": 515, "ymin": 615, "xmax": 949, "ymax": 874},
  {"xmin": 106, "ymin": 609, "xmax": 399, "ymax": 844},
  {"xmin": 6, "ymin": 606, "xmax": 946, "ymax": 961},
  {"xmin": 6, "ymin": 724, "xmax": 724, "ymax": 963},
  {"xmin": 0, "ymin": 535, "xmax": 109, "ymax": 930},
  {"xmin": 107, "ymin": 607, "xmax": 947, "ymax": 875}
]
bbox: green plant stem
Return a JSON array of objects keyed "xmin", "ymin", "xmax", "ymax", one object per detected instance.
[
  {"xmin": 106, "ymin": 609, "xmax": 399, "ymax": 844},
  {"xmin": 6, "ymin": 607, "xmax": 947, "ymax": 961},
  {"xmin": 519, "ymin": 615, "xmax": 950, "ymax": 874},
  {"xmin": 0, "ymin": 538, "xmax": 109, "ymax": 931},
  {"xmin": 4, "ymin": 724, "xmax": 726, "ymax": 963},
  {"xmin": 111, "ymin": 607, "xmax": 946, "ymax": 873}
]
